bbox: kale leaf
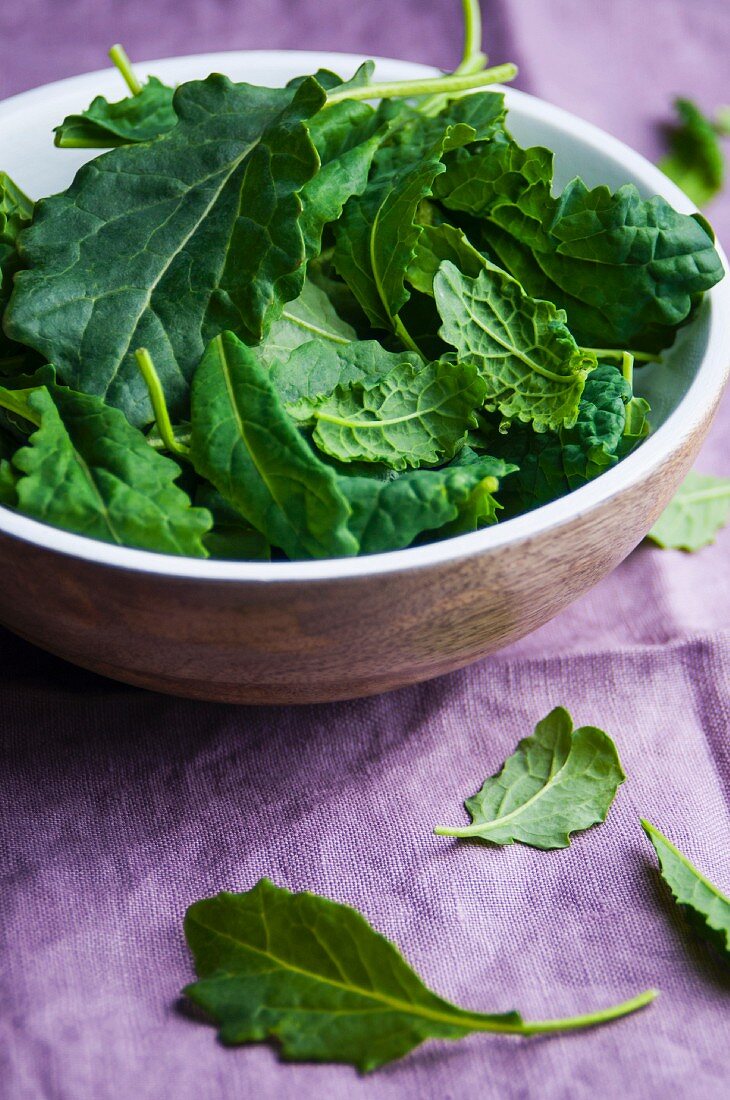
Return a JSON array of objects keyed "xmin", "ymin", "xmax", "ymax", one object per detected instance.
[
  {"xmin": 6, "ymin": 76, "xmax": 326, "ymax": 426},
  {"xmin": 642, "ymin": 820, "xmax": 730, "ymax": 957},
  {"xmin": 183, "ymin": 878, "xmax": 656, "ymax": 1070},
  {"xmin": 434, "ymin": 706, "xmax": 625, "ymax": 849},
  {"xmin": 647, "ymin": 470, "xmax": 730, "ymax": 551}
]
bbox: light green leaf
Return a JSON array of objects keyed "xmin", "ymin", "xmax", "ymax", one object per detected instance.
[
  {"xmin": 6, "ymin": 76, "xmax": 326, "ymax": 426},
  {"xmin": 189, "ymin": 331, "xmax": 358, "ymax": 560},
  {"xmin": 435, "ymin": 260, "xmax": 593, "ymax": 431},
  {"xmin": 272, "ymin": 338, "xmax": 421, "ymax": 414},
  {"xmin": 310, "ymin": 358, "xmax": 486, "ymax": 470},
  {"xmin": 54, "ymin": 77, "xmax": 177, "ymax": 148},
  {"xmin": 408, "ymin": 222, "xmax": 488, "ymax": 295},
  {"xmin": 642, "ymin": 820, "xmax": 730, "ymax": 956},
  {"xmin": 647, "ymin": 470, "xmax": 730, "ymax": 551},
  {"xmin": 261, "ymin": 280, "xmax": 357, "ymax": 365},
  {"xmin": 615, "ymin": 396, "xmax": 651, "ymax": 460},
  {"xmin": 4, "ymin": 384, "xmax": 211, "ymax": 555},
  {"xmin": 341, "ymin": 452, "xmax": 512, "ymax": 553},
  {"xmin": 659, "ymin": 98, "xmax": 725, "ymax": 207},
  {"xmin": 434, "ymin": 706, "xmax": 625, "ymax": 849},
  {"xmin": 184, "ymin": 879, "xmax": 656, "ymax": 1071}
]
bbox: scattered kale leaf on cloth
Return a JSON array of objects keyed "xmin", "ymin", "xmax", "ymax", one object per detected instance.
[
  {"xmin": 659, "ymin": 97, "xmax": 727, "ymax": 208},
  {"xmin": 434, "ymin": 706, "xmax": 625, "ymax": 849},
  {"xmin": 0, "ymin": 7, "xmax": 724, "ymax": 560},
  {"xmin": 183, "ymin": 878, "xmax": 656, "ymax": 1070},
  {"xmin": 648, "ymin": 470, "xmax": 730, "ymax": 551},
  {"xmin": 642, "ymin": 820, "xmax": 730, "ymax": 957}
]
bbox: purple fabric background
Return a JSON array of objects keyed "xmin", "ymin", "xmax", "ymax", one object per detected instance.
[{"xmin": 1, "ymin": 2, "xmax": 729, "ymax": 1097}]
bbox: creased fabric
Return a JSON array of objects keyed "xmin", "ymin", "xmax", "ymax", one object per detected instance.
[{"xmin": 0, "ymin": 3, "xmax": 729, "ymax": 1098}]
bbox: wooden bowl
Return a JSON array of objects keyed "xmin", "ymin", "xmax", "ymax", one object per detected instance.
[{"xmin": 0, "ymin": 51, "xmax": 728, "ymax": 703}]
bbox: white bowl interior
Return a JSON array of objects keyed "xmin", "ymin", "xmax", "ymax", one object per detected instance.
[{"xmin": 0, "ymin": 50, "xmax": 727, "ymax": 581}]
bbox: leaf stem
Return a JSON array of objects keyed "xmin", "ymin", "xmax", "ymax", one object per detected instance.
[
  {"xmin": 507, "ymin": 988, "xmax": 659, "ymax": 1036},
  {"xmin": 324, "ymin": 64, "xmax": 518, "ymax": 107},
  {"xmin": 134, "ymin": 348, "xmax": 190, "ymax": 456},
  {"xmin": 108, "ymin": 43, "xmax": 143, "ymax": 96},
  {"xmin": 458, "ymin": 0, "xmax": 485, "ymax": 72},
  {"xmin": 393, "ymin": 315, "xmax": 424, "ymax": 357},
  {"xmin": 622, "ymin": 351, "xmax": 634, "ymax": 388},
  {"xmin": 579, "ymin": 347, "xmax": 657, "ymax": 364}
]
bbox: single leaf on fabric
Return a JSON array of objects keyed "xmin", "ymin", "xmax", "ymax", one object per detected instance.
[
  {"xmin": 434, "ymin": 707, "xmax": 625, "ymax": 849},
  {"xmin": 641, "ymin": 820, "xmax": 730, "ymax": 956},
  {"xmin": 261, "ymin": 280, "xmax": 356, "ymax": 366},
  {"xmin": 195, "ymin": 486, "xmax": 271, "ymax": 561},
  {"xmin": 408, "ymin": 222, "xmax": 488, "ymax": 295},
  {"xmin": 333, "ymin": 124, "xmax": 475, "ymax": 341},
  {"xmin": 339, "ymin": 454, "xmax": 511, "ymax": 553},
  {"xmin": 435, "ymin": 260, "xmax": 594, "ymax": 431},
  {"xmin": 659, "ymin": 98, "xmax": 725, "ymax": 207},
  {"xmin": 3, "ymin": 384, "xmax": 211, "ymax": 554},
  {"xmin": 184, "ymin": 879, "xmax": 656, "ymax": 1071},
  {"xmin": 310, "ymin": 358, "xmax": 486, "ymax": 470},
  {"xmin": 54, "ymin": 77, "xmax": 177, "ymax": 148},
  {"xmin": 0, "ymin": 173, "xmax": 34, "ymax": 356},
  {"xmin": 647, "ymin": 470, "xmax": 730, "ymax": 551},
  {"xmin": 189, "ymin": 331, "xmax": 358, "ymax": 560},
  {"xmin": 435, "ymin": 133, "xmax": 724, "ymax": 350},
  {"xmin": 271, "ymin": 338, "xmax": 420, "ymax": 413},
  {"xmin": 5, "ymin": 76, "xmax": 325, "ymax": 426}
]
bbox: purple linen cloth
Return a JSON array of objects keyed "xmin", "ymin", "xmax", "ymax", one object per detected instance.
[{"xmin": 1, "ymin": 3, "xmax": 729, "ymax": 1097}]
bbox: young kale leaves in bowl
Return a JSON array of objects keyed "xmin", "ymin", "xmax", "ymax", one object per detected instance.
[{"xmin": 0, "ymin": 2, "xmax": 723, "ymax": 562}]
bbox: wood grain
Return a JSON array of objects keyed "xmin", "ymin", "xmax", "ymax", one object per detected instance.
[{"xmin": 0, "ymin": 405, "xmax": 718, "ymax": 703}]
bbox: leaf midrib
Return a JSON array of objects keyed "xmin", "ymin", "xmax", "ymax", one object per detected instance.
[
  {"xmin": 463, "ymin": 300, "xmax": 577, "ymax": 385},
  {"xmin": 188, "ymin": 913, "xmax": 513, "ymax": 1034}
]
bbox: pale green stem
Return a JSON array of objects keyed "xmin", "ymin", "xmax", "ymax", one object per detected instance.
[
  {"xmin": 622, "ymin": 351, "xmax": 634, "ymax": 388},
  {"xmin": 393, "ymin": 315, "xmax": 424, "ymax": 358},
  {"xmin": 324, "ymin": 64, "xmax": 518, "ymax": 107},
  {"xmin": 458, "ymin": 0, "xmax": 485, "ymax": 71},
  {"xmin": 580, "ymin": 347, "xmax": 657, "ymax": 364},
  {"xmin": 506, "ymin": 989, "xmax": 658, "ymax": 1036},
  {"xmin": 109, "ymin": 43, "xmax": 143, "ymax": 96},
  {"xmin": 134, "ymin": 348, "xmax": 190, "ymax": 456}
]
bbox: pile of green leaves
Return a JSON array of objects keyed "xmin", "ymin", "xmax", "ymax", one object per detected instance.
[{"xmin": 0, "ymin": 5, "xmax": 724, "ymax": 561}]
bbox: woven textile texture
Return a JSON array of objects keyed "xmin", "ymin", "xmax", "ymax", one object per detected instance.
[{"xmin": 1, "ymin": 2, "xmax": 728, "ymax": 1098}]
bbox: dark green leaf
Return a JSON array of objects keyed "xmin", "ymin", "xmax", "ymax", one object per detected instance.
[
  {"xmin": 435, "ymin": 260, "xmax": 593, "ymax": 431},
  {"xmin": 647, "ymin": 470, "xmax": 730, "ymax": 551},
  {"xmin": 2, "ymin": 383, "xmax": 211, "ymax": 554},
  {"xmin": 310, "ymin": 357, "xmax": 486, "ymax": 470},
  {"xmin": 435, "ymin": 707, "xmax": 625, "ymax": 849},
  {"xmin": 184, "ymin": 879, "xmax": 656, "ymax": 1070},
  {"xmin": 435, "ymin": 134, "xmax": 724, "ymax": 350},
  {"xmin": 333, "ymin": 124, "xmax": 475, "ymax": 343},
  {"xmin": 659, "ymin": 98, "xmax": 725, "ymax": 207},
  {"xmin": 0, "ymin": 172, "xmax": 34, "ymax": 358},
  {"xmin": 195, "ymin": 484, "xmax": 271, "ymax": 561},
  {"xmin": 189, "ymin": 331, "xmax": 358, "ymax": 560},
  {"xmin": 642, "ymin": 820, "xmax": 730, "ymax": 956},
  {"xmin": 341, "ymin": 457, "xmax": 509, "ymax": 553},
  {"xmin": 6, "ymin": 76, "xmax": 326, "ymax": 426},
  {"xmin": 54, "ymin": 77, "xmax": 177, "ymax": 148}
]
